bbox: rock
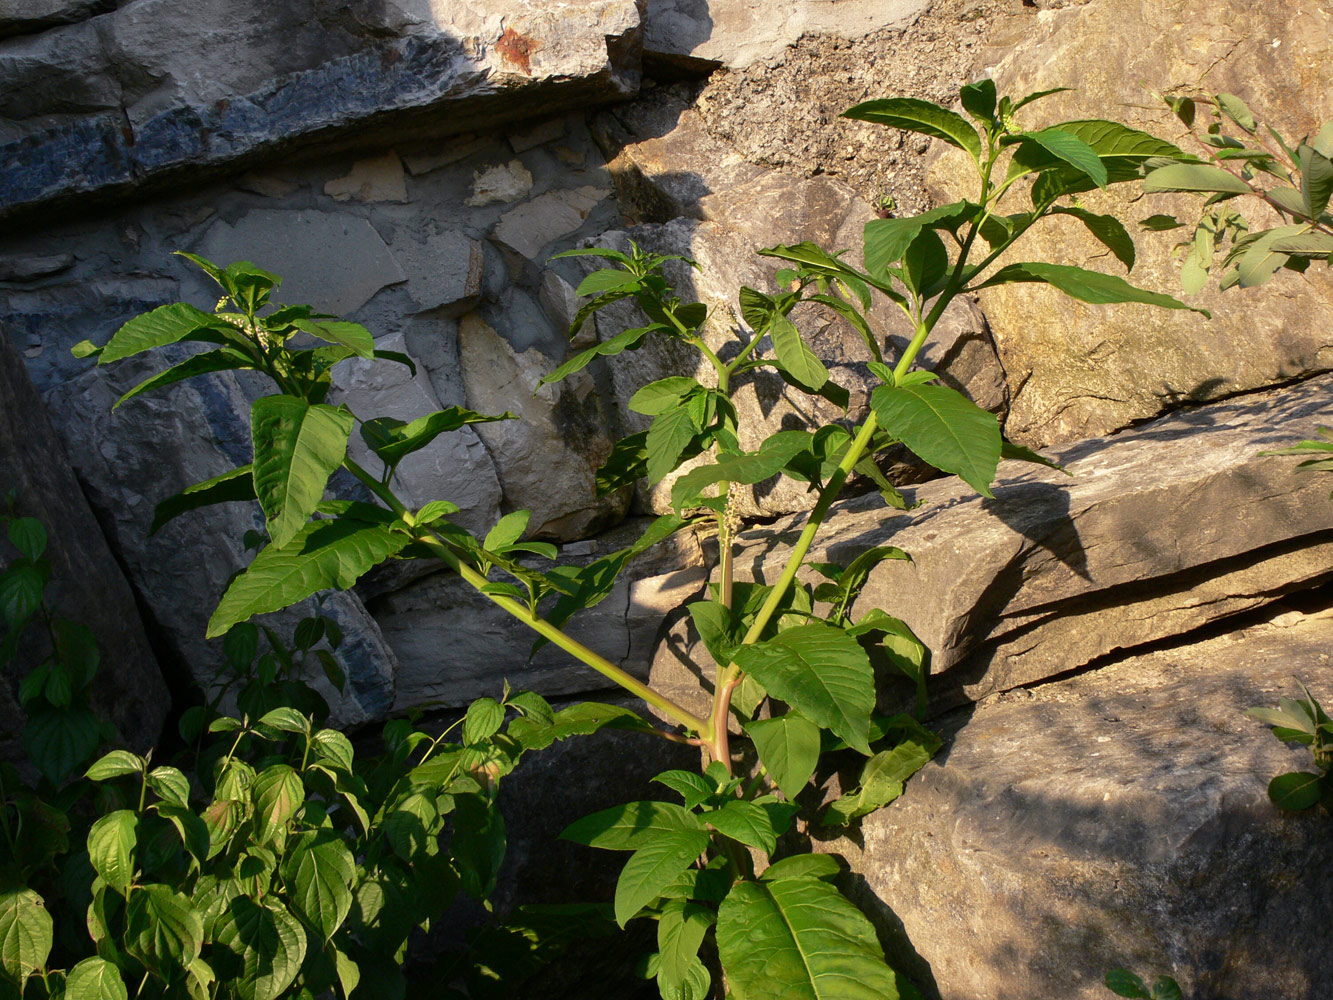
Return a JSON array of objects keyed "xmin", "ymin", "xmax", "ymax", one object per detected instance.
[
  {"xmin": 537, "ymin": 269, "xmax": 582, "ymax": 338},
  {"xmin": 839, "ymin": 606, "xmax": 1333, "ymax": 1000},
  {"xmin": 0, "ymin": 0, "xmax": 644, "ymax": 220},
  {"xmin": 323, "ymin": 152, "xmax": 409, "ymax": 203},
  {"xmin": 389, "ymin": 229, "xmax": 484, "ymax": 314},
  {"xmin": 457, "ymin": 313, "xmax": 627, "ymax": 540},
  {"xmin": 491, "ymin": 186, "xmax": 612, "ymax": 263},
  {"xmin": 196, "ymin": 209, "xmax": 405, "ymax": 316},
  {"xmin": 0, "ymin": 253, "xmax": 74, "ymax": 282},
  {"xmin": 0, "ymin": 0, "xmax": 110, "ymax": 39},
  {"xmin": 402, "ymin": 134, "xmax": 494, "ymax": 176},
  {"xmin": 643, "ymin": 0, "xmax": 932, "ymax": 70},
  {"xmin": 330, "ymin": 332, "xmax": 502, "ymax": 536},
  {"xmin": 0, "ymin": 327, "xmax": 169, "ymax": 753},
  {"xmin": 927, "ymin": 0, "xmax": 1333, "ymax": 446},
  {"xmin": 651, "ymin": 373, "xmax": 1333, "ymax": 716},
  {"xmin": 372, "ymin": 519, "xmax": 708, "ymax": 711},
  {"xmin": 234, "ymin": 171, "xmax": 303, "ymax": 198},
  {"xmin": 508, "ymin": 117, "xmax": 566, "ymax": 154},
  {"xmin": 43, "ymin": 353, "xmax": 398, "ymax": 726},
  {"xmin": 465, "ymin": 159, "xmax": 535, "ymax": 207}
]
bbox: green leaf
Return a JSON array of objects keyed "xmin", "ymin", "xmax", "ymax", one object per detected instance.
[
  {"xmin": 252, "ymin": 765, "xmax": 304, "ymax": 843},
  {"xmin": 901, "ymin": 229, "xmax": 949, "ymax": 298},
  {"xmin": 114, "ymin": 348, "xmax": 255, "ymax": 409},
  {"xmin": 716, "ymin": 877, "xmax": 900, "ymax": 1000},
  {"xmin": 291, "ymin": 319, "xmax": 373, "ymax": 358},
  {"xmin": 550, "ymin": 247, "xmax": 632, "ymax": 265},
  {"xmin": 1216, "ymin": 92, "xmax": 1256, "ymax": 133},
  {"xmin": 0, "ymin": 565, "xmax": 43, "ymax": 628},
  {"xmin": 744, "ymin": 714, "xmax": 821, "ymax": 800},
  {"xmin": 652, "ymin": 770, "xmax": 717, "ymax": 810},
  {"xmin": 670, "ymin": 432, "xmax": 814, "ymax": 511},
  {"xmin": 465, "ymin": 697, "xmax": 505, "ymax": 744},
  {"xmin": 1001, "ymin": 438, "xmax": 1069, "ymax": 475},
  {"xmin": 125, "ymin": 884, "xmax": 203, "ymax": 975},
  {"xmin": 769, "ymin": 314, "xmax": 828, "ymax": 391},
  {"xmin": 1152, "ymin": 976, "xmax": 1183, "ymax": 1000},
  {"xmin": 576, "ymin": 269, "xmax": 642, "ymax": 297},
  {"xmin": 257, "ymin": 707, "xmax": 310, "ymax": 734},
  {"xmin": 958, "ymin": 78, "xmax": 997, "ymax": 125},
  {"xmin": 250, "ymin": 397, "xmax": 354, "ymax": 549},
  {"xmin": 732, "ymin": 623, "xmax": 875, "ymax": 755},
  {"xmin": 99, "ymin": 303, "xmax": 235, "ymax": 365},
  {"xmin": 761, "ymin": 855, "xmax": 841, "ymax": 881},
  {"xmin": 1142, "ymin": 163, "xmax": 1251, "ymax": 195},
  {"xmin": 706, "ymin": 800, "xmax": 779, "ymax": 854},
  {"xmin": 630, "ymin": 377, "xmax": 700, "ymax": 416},
  {"xmin": 213, "ymin": 897, "xmax": 307, "ymax": 1000},
  {"xmin": 863, "ymin": 202, "xmax": 969, "ymax": 277},
  {"xmin": 64, "ymin": 957, "xmax": 128, "ymax": 1000},
  {"xmin": 87, "ymin": 810, "xmax": 139, "ymax": 893},
  {"xmin": 360, "ymin": 407, "xmax": 513, "ymax": 468},
  {"xmin": 1022, "ymin": 128, "xmax": 1108, "ymax": 188},
  {"xmin": 1299, "ymin": 144, "xmax": 1333, "ymax": 221},
  {"xmin": 24, "ymin": 706, "xmax": 100, "ymax": 783},
  {"xmin": 843, "ymin": 98, "xmax": 982, "ymax": 162},
  {"xmin": 147, "ymin": 765, "xmax": 192, "ymax": 808},
  {"xmin": 1051, "ymin": 207, "xmax": 1134, "ymax": 270},
  {"xmin": 871, "ymin": 382, "xmax": 1000, "ymax": 497},
  {"xmin": 657, "ymin": 901, "xmax": 715, "ymax": 994},
  {"xmin": 614, "ymin": 829, "xmax": 711, "ymax": 926},
  {"xmin": 561, "ymin": 800, "xmax": 707, "ymax": 851},
  {"xmin": 484, "ymin": 511, "xmax": 529, "ymax": 553},
  {"xmin": 509, "ymin": 701, "xmax": 656, "ymax": 752},
  {"xmin": 1268, "ymin": 771, "xmax": 1323, "ymax": 811},
  {"xmin": 151, "ymin": 465, "xmax": 256, "ymax": 535},
  {"xmin": 1104, "ymin": 969, "xmax": 1152, "ymax": 999},
  {"xmin": 0, "ymin": 889, "xmax": 52, "ymax": 985},
  {"xmin": 822, "ymin": 738, "xmax": 937, "ymax": 825},
  {"xmin": 646, "ymin": 407, "xmax": 703, "ymax": 484},
  {"xmin": 208, "ymin": 519, "xmax": 408, "ymax": 637},
  {"xmin": 453, "ymin": 793, "xmax": 506, "ymax": 900},
  {"xmin": 1227, "ymin": 225, "xmax": 1309, "ymax": 288},
  {"xmin": 282, "ymin": 833, "xmax": 355, "ymax": 940},
  {"xmin": 537, "ymin": 325, "xmax": 656, "ymax": 387},
  {"xmin": 6, "ymin": 519, "xmax": 45, "ymax": 561},
  {"xmin": 973, "ymin": 262, "xmax": 1208, "ymax": 316},
  {"xmin": 85, "ymin": 750, "xmax": 146, "ymax": 782}
]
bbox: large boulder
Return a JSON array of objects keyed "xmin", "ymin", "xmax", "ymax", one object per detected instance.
[
  {"xmin": 836, "ymin": 604, "xmax": 1333, "ymax": 1000},
  {"xmin": 928, "ymin": 0, "xmax": 1333, "ymax": 446},
  {"xmin": 0, "ymin": 327, "xmax": 169, "ymax": 752}
]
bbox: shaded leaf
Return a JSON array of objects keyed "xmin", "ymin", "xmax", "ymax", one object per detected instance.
[
  {"xmin": 250, "ymin": 397, "xmax": 354, "ymax": 549},
  {"xmin": 843, "ymin": 98, "xmax": 982, "ymax": 161},
  {"xmin": 561, "ymin": 800, "xmax": 706, "ymax": 851},
  {"xmin": 614, "ymin": 830, "xmax": 710, "ymax": 926},
  {"xmin": 744, "ymin": 714, "xmax": 821, "ymax": 800},
  {"xmin": 150, "ymin": 465, "xmax": 257, "ymax": 535}
]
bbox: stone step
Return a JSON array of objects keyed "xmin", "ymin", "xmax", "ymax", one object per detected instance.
[{"xmin": 835, "ymin": 605, "xmax": 1333, "ymax": 1000}]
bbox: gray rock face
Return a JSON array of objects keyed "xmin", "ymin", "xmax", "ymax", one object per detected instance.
[
  {"xmin": 0, "ymin": 0, "xmax": 644, "ymax": 219},
  {"xmin": 0, "ymin": 327, "xmax": 168, "ymax": 752},
  {"xmin": 652, "ymin": 373, "xmax": 1333, "ymax": 715},
  {"xmin": 839, "ymin": 607, "xmax": 1333, "ymax": 1000},
  {"xmin": 372, "ymin": 519, "xmax": 708, "ymax": 710},
  {"xmin": 0, "ymin": 0, "xmax": 110, "ymax": 39}
]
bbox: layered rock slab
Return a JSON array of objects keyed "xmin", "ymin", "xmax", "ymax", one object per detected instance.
[
  {"xmin": 651, "ymin": 373, "xmax": 1333, "ymax": 717},
  {"xmin": 837, "ymin": 606, "xmax": 1333, "ymax": 1000}
]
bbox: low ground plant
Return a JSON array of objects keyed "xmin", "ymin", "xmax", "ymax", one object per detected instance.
[{"xmin": 3, "ymin": 80, "xmax": 1207, "ymax": 999}]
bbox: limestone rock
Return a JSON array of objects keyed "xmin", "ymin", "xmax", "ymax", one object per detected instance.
[
  {"xmin": 466, "ymin": 159, "xmax": 535, "ymax": 207},
  {"xmin": 0, "ymin": 253, "xmax": 74, "ymax": 282},
  {"xmin": 389, "ymin": 229, "xmax": 484, "ymax": 314},
  {"xmin": 196, "ymin": 209, "xmax": 405, "ymax": 316},
  {"xmin": 0, "ymin": 0, "xmax": 110, "ymax": 38},
  {"xmin": 403, "ymin": 134, "xmax": 494, "ymax": 176},
  {"xmin": 0, "ymin": 327, "xmax": 168, "ymax": 752},
  {"xmin": 508, "ymin": 117, "xmax": 566, "ymax": 154},
  {"xmin": 372, "ymin": 519, "xmax": 708, "ymax": 711},
  {"xmin": 323, "ymin": 152, "xmax": 409, "ymax": 203},
  {"xmin": 457, "ymin": 312, "xmax": 627, "ymax": 540},
  {"xmin": 840, "ymin": 607, "xmax": 1333, "ymax": 1000},
  {"xmin": 0, "ymin": 0, "xmax": 644, "ymax": 219},
  {"xmin": 491, "ymin": 186, "xmax": 611, "ymax": 263},
  {"xmin": 330, "ymin": 332, "xmax": 502, "ymax": 536},
  {"xmin": 652, "ymin": 373, "xmax": 1333, "ymax": 715},
  {"xmin": 928, "ymin": 0, "xmax": 1333, "ymax": 447}
]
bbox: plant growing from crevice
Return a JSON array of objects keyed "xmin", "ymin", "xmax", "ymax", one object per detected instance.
[{"xmin": 57, "ymin": 78, "xmax": 1201, "ymax": 999}]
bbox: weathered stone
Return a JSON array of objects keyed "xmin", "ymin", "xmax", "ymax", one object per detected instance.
[
  {"xmin": 0, "ymin": 0, "xmax": 110, "ymax": 39},
  {"xmin": 840, "ymin": 607, "xmax": 1333, "ymax": 1000},
  {"xmin": 658, "ymin": 373, "xmax": 1333, "ymax": 715},
  {"xmin": 465, "ymin": 159, "xmax": 535, "ymax": 207},
  {"xmin": 323, "ymin": 152, "xmax": 409, "ymax": 203},
  {"xmin": 330, "ymin": 332, "xmax": 502, "ymax": 536},
  {"xmin": 0, "ymin": 0, "xmax": 644, "ymax": 220},
  {"xmin": 389, "ymin": 230, "xmax": 484, "ymax": 314},
  {"xmin": 643, "ymin": 0, "xmax": 932, "ymax": 70},
  {"xmin": 0, "ymin": 327, "xmax": 168, "ymax": 753},
  {"xmin": 43, "ymin": 354, "xmax": 398, "ymax": 725},
  {"xmin": 457, "ymin": 312, "xmax": 627, "ymax": 540},
  {"xmin": 508, "ymin": 117, "xmax": 566, "ymax": 153},
  {"xmin": 491, "ymin": 186, "xmax": 611, "ymax": 262},
  {"xmin": 928, "ymin": 0, "xmax": 1333, "ymax": 446},
  {"xmin": 402, "ymin": 134, "xmax": 494, "ymax": 176},
  {"xmin": 0, "ymin": 253, "xmax": 74, "ymax": 282},
  {"xmin": 196, "ymin": 209, "xmax": 405, "ymax": 316},
  {"xmin": 537, "ymin": 269, "xmax": 582, "ymax": 339},
  {"xmin": 234, "ymin": 171, "xmax": 303, "ymax": 198},
  {"xmin": 373, "ymin": 519, "xmax": 707, "ymax": 711}
]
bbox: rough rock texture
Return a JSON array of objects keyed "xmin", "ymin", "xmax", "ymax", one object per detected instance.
[
  {"xmin": 0, "ymin": 327, "xmax": 169, "ymax": 752},
  {"xmin": 371, "ymin": 519, "xmax": 708, "ymax": 710},
  {"xmin": 836, "ymin": 606, "xmax": 1333, "ymax": 1000},
  {"xmin": 44, "ymin": 354, "xmax": 398, "ymax": 726},
  {"xmin": 929, "ymin": 0, "xmax": 1333, "ymax": 446},
  {"xmin": 652, "ymin": 373, "xmax": 1333, "ymax": 719},
  {"xmin": 0, "ymin": 0, "xmax": 644, "ymax": 219},
  {"xmin": 0, "ymin": 0, "xmax": 111, "ymax": 39}
]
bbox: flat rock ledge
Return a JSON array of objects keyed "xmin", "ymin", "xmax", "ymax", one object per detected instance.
[{"xmin": 835, "ymin": 605, "xmax": 1333, "ymax": 1000}]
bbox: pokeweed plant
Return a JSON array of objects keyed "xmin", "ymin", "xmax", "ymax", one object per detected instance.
[{"xmin": 63, "ymin": 79, "xmax": 1202, "ymax": 999}]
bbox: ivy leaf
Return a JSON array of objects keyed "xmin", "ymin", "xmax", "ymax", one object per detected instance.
[
  {"xmin": 843, "ymin": 97, "xmax": 982, "ymax": 163},
  {"xmin": 716, "ymin": 876, "xmax": 901, "ymax": 1000},
  {"xmin": 613, "ymin": 829, "xmax": 711, "ymax": 926},
  {"xmin": 744, "ymin": 714, "xmax": 822, "ymax": 800},
  {"xmin": 561, "ymin": 800, "xmax": 707, "ymax": 851},
  {"xmin": 250, "ymin": 397, "xmax": 354, "ymax": 549},
  {"xmin": 733, "ymin": 624, "xmax": 875, "ymax": 755},
  {"xmin": 0, "ymin": 889, "xmax": 53, "ymax": 986},
  {"xmin": 871, "ymin": 382, "xmax": 1001, "ymax": 497},
  {"xmin": 282, "ymin": 833, "xmax": 356, "ymax": 941},
  {"xmin": 150, "ymin": 465, "xmax": 257, "ymax": 535}
]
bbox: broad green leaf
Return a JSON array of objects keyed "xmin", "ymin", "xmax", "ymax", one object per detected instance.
[
  {"xmin": 538, "ymin": 325, "xmax": 656, "ymax": 387},
  {"xmin": 257, "ymin": 707, "xmax": 310, "ymax": 734},
  {"xmin": 706, "ymin": 800, "xmax": 778, "ymax": 854},
  {"xmin": 732, "ymin": 623, "xmax": 875, "ymax": 755},
  {"xmin": 147, "ymin": 765, "xmax": 191, "ymax": 807},
  {"xmin": 64, "ymin": 957, "xmax": 128, "ymax": 1000},
  {"xmin": 125, "ymin": 884, "xmax": 203, "ymax": 975},
  {"xmin": 1023, "ymin": 128, "xmax": 1107, "ymax": 188},
  {"xmin": 156, "ymin": 805, "xmax": 210, "ymax": 863},
  {"xmin": 716, "ymin": 877, "xmax": 900, "ymax": 1000},
  {"xmin": 509, "ymin": 701, "xmax": 656, "ymax": 752},
  {"xmin": 464, "ymin": 697, "xmax": 505, "ymax": 743},
  {"xmin": 0, "ymin": 889, "xmax": 52, "ymax": 985},
  {"xmin": 958, "ymin": 78, "xmax": 997, "ymax": 125},
  {"xmin": 24, "ymin": 706, "xmax": 100, "ymax": 783},
  {"xmin": 1051, "ymin": 207, "xmax": 1134, "ymax": 270},
  {"xmin": 250, "ymin": 397, "xmax": 354, "ymax": 549},
  {"xmin": 335, "ymin": 953, "xmax": 361, "ymax": 999},
  {"xmin": 652, "ymin": 770, "xmax": 717, "ymax": 810},
  {"xmin": 0, "ymin": 565, "xmax": 43, "ymax": 627},
  {"xmin": 100, "ymin": 303, "xmax": 235, "ymax": 365},
  {"xmin": 843, "ymin": 98, "xmax": 982, "ymax": 162},
  {"xmin": 1227, "ymin": 226, "xmax": 1309, "ymax": 288},
  {"xmin": 646, "ymin": 407, "xmax": 702, "ymax": 484},
  {"xmin": 669, "ymin": 432, "xmax": 814, "ymax": 511},
  {"xmin": 252, "ymin": 765, "xmax": 304, "ymax": 843},
  {"xmin": 755, "ymin": 243, "xmax": 881, "ymax": 307},
  {"xmin": 1268, "ymin": 771, "xmax": 1323, "ymax": 811},
  {"xmin": 871, "ymin": 382, "xmax": 1000, "ymax": 497},
  {"xmin": 1000, "ymin": 439, "xmax": 1068, "ymax": 475},
  {"xmin": 207, "ymin": 519, "xmax": 410, "ymax": 637},
  {"xmin": 213, "ymin": 897, "xmax": 307, "ymax": 1000},
  {"xmin": 630, "ymin": 377, "xmax": 700, "ymax": 416},
  {"xmin": 6, "ymin": 519, "xmax": 45, "ymax": 560},
  {"xmin": 744, "ymin": 714, "xmax": 821, "ymax": 800},
  {"xmin": 551, "ymin": 247, "xmax": 633, "ymax": 265},
  {"xmin": 576, "ymin": 268, "xmax": 642, "ymax": 297},
  {"xmin": 1299, "ymin": 144, "xmax": 1333, "ymax": 221},
  {"xmin": 1153, "ymin": 977, "xmax": 1184, "ymax": 1000},
  {"xmin": 1104, "ymin": 969, "xmax": 1152, "ymax": 999},
  {"xmin": 761, "ymin": 854, "xmax": 841, "ymax": 881},
  {"xmin": 901, "ymin": 229, "xmax": 949, "ymax": 297},
  {"xmin": 1142, "ymin": 163, "xmax": 1250, "ymax": 196},
  {"xmin": 484, "ymin": 511, "xmax": 530, "ymax": 553},
  {"xmin": 282, "ymin": 833, "xmax": 355, "ymax": 940},
  {"xmin": 973, "ymin": 262, "xmax": 1208, "ymax": 316},
  {"xmin": 291, "ymin": 319, "xmax": 373, "ymax": 358},
  {"xmin": 1013, "ymin": 120, "xmax": 1186, "ymax": 197},
  {"xmin": 360, "ymin": 407, "xmax": 513, "ymax": 468},
  {"xmin": 769, "ymin": 314, "xmax": 828, "ymax": 391},
  {"xmin": 614, "ymin": 829, "xmax": 710, "ymax": 926},
  {"xmin": 822, "ymin": 737, "xmax": 937, "ymax": 825},
  {"xmin": 310, "ymin": 729, "xmax": 355, "ymax": 771},
  {"xmin": 87, "ymin": 810, "xmax": 139, "ymax": 892},
  {"xmin": 114, "ymin": 348, "xmax": 254, "ymax": 409},
  {"xmin": 806, "ymin": 294, "xmax": 882, "ymax": 363},
  {"xmin": 85, "ymin": 750, "xmax": 146, "ymax": 782},
  {"xmin": 657, "ymin": 901, "xmax": 715, "ymax": 994},
  {"xmin": 1216, "ymin": 92, "xmax": 1256, "ymax": 133},
  {"xmin": 863, "ymin": 202, "xmax": 969, "ymax": 277},
  {"xmin": 453, "ymin": 793, "xmax": 506, "ymax": 900},
  {"xmin": 561, "ymin": 800, "xmax": 706, "ymax": 851},
  {"xmin": 1269, "ymin": 232, "xmax": 1333, "ymax": 256},
  {"xmin": 151, "ymin": 464, "xmax": 256, "ymax": 535}
]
